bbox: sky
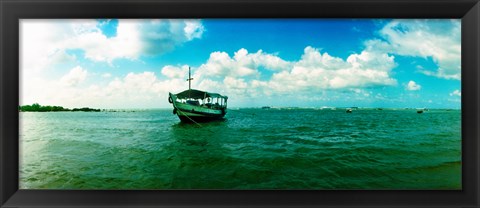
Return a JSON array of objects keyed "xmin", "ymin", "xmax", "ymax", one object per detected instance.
[{"xmin": 20, "ymin": 19, "xmax": 461, "ymax": 109}]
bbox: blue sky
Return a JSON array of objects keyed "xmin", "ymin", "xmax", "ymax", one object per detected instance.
[{"xmin": 20, "ymin": 19, "xmax": 461, "ymax": 109}]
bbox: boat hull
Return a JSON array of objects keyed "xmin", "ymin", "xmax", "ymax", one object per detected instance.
[
  {"xmin": 175, "ymin": 108, "xmax": 225, "ymax": 122},
  {"xmin": 173, "ymin": 102, "xmax": 226, "ymax": 123}
]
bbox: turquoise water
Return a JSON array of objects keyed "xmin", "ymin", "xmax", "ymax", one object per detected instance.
[{"xmin": 19, "ymin": 108, "xmax": 461, "ymax": 190}]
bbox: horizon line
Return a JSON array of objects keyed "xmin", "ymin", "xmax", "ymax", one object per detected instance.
[{"xmin": 18, "ymin": 105, "xmax": 461, "ymax": 111}]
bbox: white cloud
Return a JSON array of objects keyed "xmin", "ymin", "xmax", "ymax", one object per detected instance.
[
  {"xmin": 123, "ymin": 72, "xmax": 158, "ymax": 93},
  {"xmin": 450, "ymin": 89, "xmax": 461, "ymax": 97},
  {"xmin": 20, "ymin": 19, "xmax": 207, "ymax": 108},
  {"xmin": 266, "ymin": 47, "xmax": 397, "ymax": 93},
  {"xmin": 21, "ymin": 71, "xmax": 191, "ymax": 109},
  {"xmin": 195, "ymin": 48, "xmax": 291, "ymax": 79},
  {"xmin": 138, "ymin": 19, "xmax": 204, "ymax": 56},
  {"xmin": 164, "ymin": 46, "xmax": 398, "ymax": 103},
  {"xmin": 102, "ymin": 73, "xmax": 112, "ymax": 78},
  {"xmin": 84, "ymin": 72, "xmax": 191, "ymax": 108},
  {"xmin": 184, "ymin": 20, "xmax": 205, "ymax": 40},
  {"xmin": 21, "ymin": 19, "xmax": 205, "ymax": 68},
  {"xmin": 20, "ymin": 20, "xmax": 80, "ymax": 72},
  {"xmin": 161, "ymin": 65, "xmax": 189, "ymax": 79},
  {"xmin": 406, "ymin": 80, "xmax": 421, "ymax": 91},
  {"xmin": 68, "ymin": 19, "xmax": 205, "ymax": 63},
  {"xmin": 223, "ymin": 77, "xmax": 248, "ymax": 93},
  {"xmin": 366, "ymin": 19, "xmax": 461, "ymax": 80},
  {"xmin": 60, "ymin": 66, "xmax": 88, "ymax": 87},
  {"xmin": 68, "ymin": 22, "xmax": 142, "ymax": 63},
  {"xmin": 351, "ymin": 88, "xmax": 371, "ymax": 97}
]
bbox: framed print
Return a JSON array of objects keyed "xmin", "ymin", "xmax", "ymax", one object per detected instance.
[{"xmin": 1, "ymin": 0, "xmax": 479, "ymax": 207}]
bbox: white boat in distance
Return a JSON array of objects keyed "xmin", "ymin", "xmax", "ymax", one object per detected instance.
[{"xmin": 168, "ymin": 67, "xmax": 228, "ymax": 123}]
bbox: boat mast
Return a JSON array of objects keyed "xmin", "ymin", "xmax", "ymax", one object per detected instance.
[
  {"xmin": 186, "ymin": 66, "xmax": 194, "ymax": 99},
  {"xmin": 187, "ymin": 66, "xmax": 193, "ymax": 90}
]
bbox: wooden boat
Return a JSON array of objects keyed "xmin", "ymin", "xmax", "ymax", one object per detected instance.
[{"xmin": 168, "ymin": 67, "xmax": 228, "ymax": 123}]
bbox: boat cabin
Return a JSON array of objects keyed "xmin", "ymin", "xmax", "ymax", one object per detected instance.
[{"xmin": 174, "ymin": 89, "xmax": 228, "ymax": 110}]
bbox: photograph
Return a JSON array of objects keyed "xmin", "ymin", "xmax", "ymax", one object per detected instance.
[{"xmin": 19, "ymin": 18, "xmax": 461, "ymax": 190}]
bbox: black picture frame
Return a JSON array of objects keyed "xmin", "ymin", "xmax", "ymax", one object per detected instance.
[{"xmin": 1, "ymin": 0, "xmax": 479, "ymax": 207}]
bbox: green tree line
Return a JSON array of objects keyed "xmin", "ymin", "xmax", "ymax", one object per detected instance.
[{"xmin": 19, "ymin": 103, "xmax": 100, "ymax": 112}]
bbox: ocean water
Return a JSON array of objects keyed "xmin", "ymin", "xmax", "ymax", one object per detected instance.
[{"xmin": 19, "ymin": 108, "xmax": 461, "ymax": 190}]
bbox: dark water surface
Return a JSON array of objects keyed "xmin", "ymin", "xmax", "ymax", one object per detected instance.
[{"xmin": 19, "ymin": 108, "xmax": 461, "ymax": 189}]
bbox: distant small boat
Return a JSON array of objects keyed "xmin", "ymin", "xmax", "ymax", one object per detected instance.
[
  {"xmin": 346, "ymin": 108, "xmax": 353, "ymax": 113},
  {"xmin": 417, "ymin": 108, "xmax": 427, "ymax": 114},
  {"xmin": 261, "ymin": 106, "xmax": 271, "ymax": 109},
  {"xmin": 168, "ymin": 67, "xmax": 228, "ymax": 123}
]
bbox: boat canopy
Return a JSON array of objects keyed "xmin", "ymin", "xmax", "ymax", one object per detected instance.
[{"xmin": 175, "ymin": 89, "xmax": 228, "ymax": 100}]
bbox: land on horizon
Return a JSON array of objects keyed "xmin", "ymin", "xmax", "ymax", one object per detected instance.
[{"xmin": 19, "ymin": 103, "xmax": 100, "ymax": 112}]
